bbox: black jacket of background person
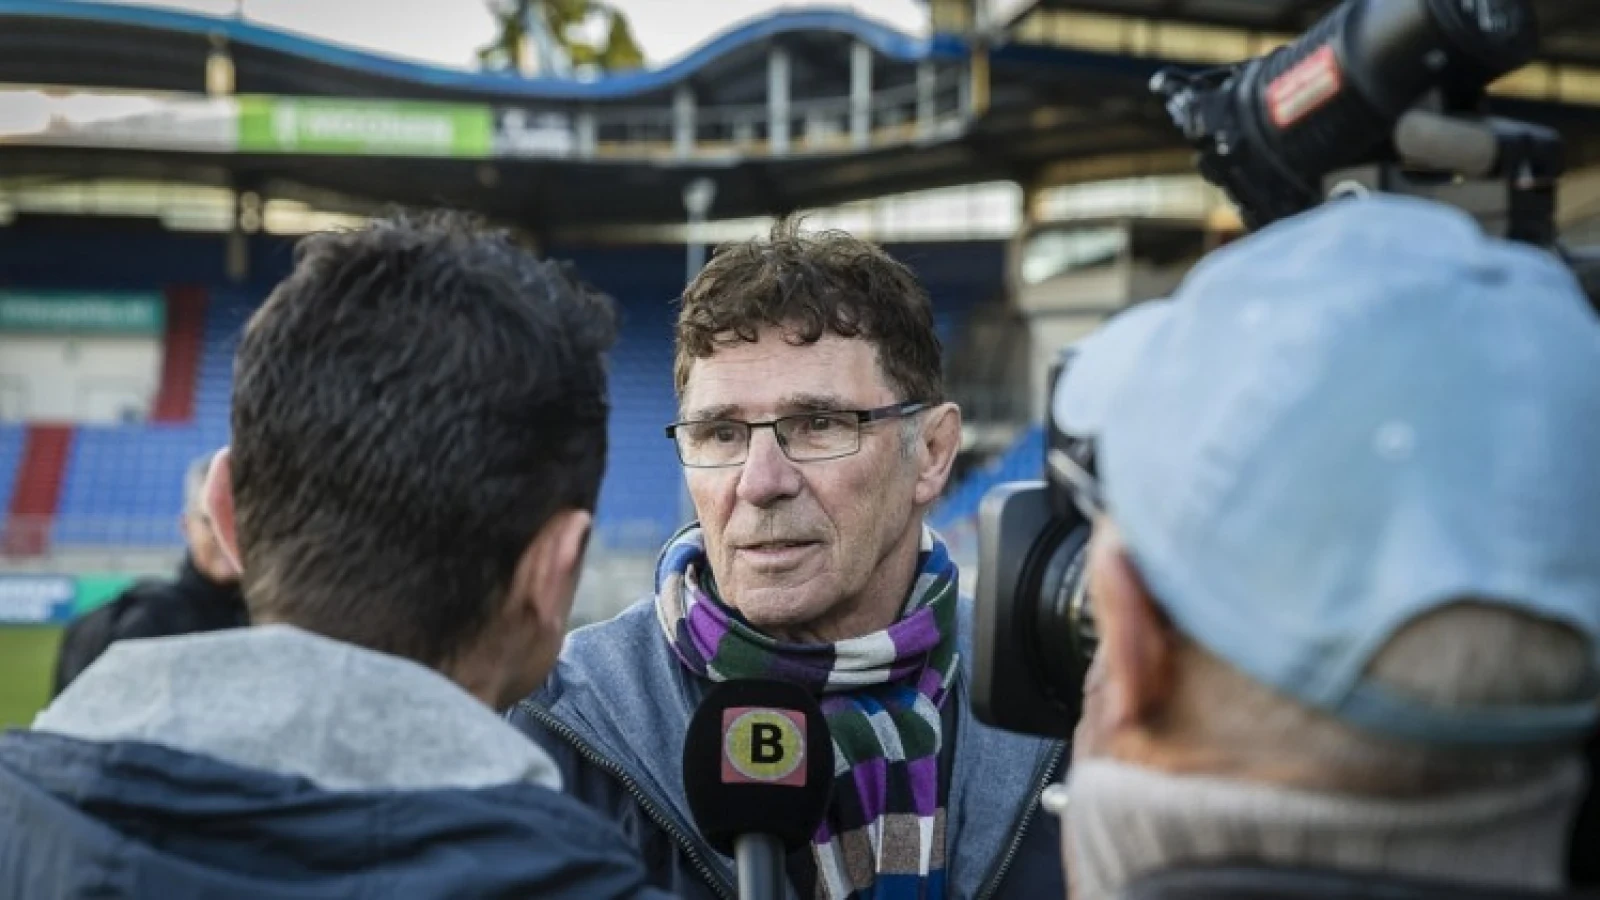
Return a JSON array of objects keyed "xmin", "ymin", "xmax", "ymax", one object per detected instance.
[{"xmin": 52, "ymin": 555, "xmax": 248, "ymax": 696}]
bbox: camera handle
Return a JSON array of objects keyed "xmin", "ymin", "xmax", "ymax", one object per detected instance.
[
  {"xmin": 1326, "ymin": 110, "xmax": 1599, "ymax": 313},
  {"xmin": 1323, "ymin": 110, "xmax": 1563, "ymax": 246}
]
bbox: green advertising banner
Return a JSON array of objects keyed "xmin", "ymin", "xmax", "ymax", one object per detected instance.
[
  {"xmin": 73, "ymin": 574, "xmax": 138, "ymax": 616},
  {"xmin": 0, "ymin": 292, "xmax": 165, "ymax": 335},
  {"xmin": 238, "ymin": 95, "xmax": 493, "ymax": 158},
  {"xmin": 0, "ymin": 88, "xmax": 573, "ymax": 161}
]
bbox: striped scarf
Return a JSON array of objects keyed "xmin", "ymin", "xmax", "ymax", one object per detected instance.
[{"xmin": 656, "ymin": 524, "xmax": 961, "ymax": 900}]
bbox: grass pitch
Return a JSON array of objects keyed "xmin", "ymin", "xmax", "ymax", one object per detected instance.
[{"xmin": 0, "ymin": 627, "xmax": 62, "ymax": 730}]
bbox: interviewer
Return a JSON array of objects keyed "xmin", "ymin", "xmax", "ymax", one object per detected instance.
[
  {"xmin": 0, "ymin": 213, "xmax": 672, "ymax": 899},
  {"xmin": 1054, "ymin": 196, "xmax": 1600, "ymax": 899}
]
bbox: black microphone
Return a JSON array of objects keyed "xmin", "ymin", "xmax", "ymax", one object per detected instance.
[{"xmin": 682, "ymin": 679, "xmax": 834, "ymax": 900}]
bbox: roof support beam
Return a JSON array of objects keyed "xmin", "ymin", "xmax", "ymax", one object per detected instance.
[
  {"xmin": 851, "ymin": 41, "xmax": 872, "ymax": 149},
  {"xmin": 917, "ymin": 61, "xmax": 936, "ymax": 139},
  {"xmin": 768, "ymin": 46, "xmax": 791, "ymax": 157},
  {"xmin": 674, "ymin": 85, "xmax": 695, "ymax": 159}
]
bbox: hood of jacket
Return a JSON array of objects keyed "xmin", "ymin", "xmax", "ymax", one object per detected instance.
[
  {"xmin": 34, "ymin": 623, "xmax": 560, "ymax": 793},
  {"xmin": 4, "ymin": 625, "xmax": 670, "ymax": 898},
  {"xmin": 0, "ymin": 730, "xmax": 664, "ymax": 899}
]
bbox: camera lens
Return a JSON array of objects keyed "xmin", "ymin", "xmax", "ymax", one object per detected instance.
[{"xmin": 1017, "ymin": 515, "xmax": 1094, "ymax": 711}]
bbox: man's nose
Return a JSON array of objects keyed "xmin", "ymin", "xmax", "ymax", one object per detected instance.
[{"xmin": 736, "ymin": 427, "xmax": 803, "ymax": 508}]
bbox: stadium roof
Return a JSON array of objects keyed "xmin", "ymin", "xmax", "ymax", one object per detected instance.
[
  {"xmin": 0, "ymin": 0, "xmax": 963, "ymax": 104},
  {"xmin": 2, "ymin": 0, "xmax": 1598, "ymax": 230}
]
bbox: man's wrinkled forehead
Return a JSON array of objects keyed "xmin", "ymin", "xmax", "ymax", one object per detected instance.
[
  {"xmin": 684, "ymin": 392, "xmax": 857, "ymax": 423},
  {"xmin": 678, "ymin": 328, "xmax": 890, "ymax": 417}
]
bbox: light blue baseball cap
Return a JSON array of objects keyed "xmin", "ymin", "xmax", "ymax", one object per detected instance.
[{"xmin": 1055, "ymin": 195, "xmax": 1600, "ymax": 748}]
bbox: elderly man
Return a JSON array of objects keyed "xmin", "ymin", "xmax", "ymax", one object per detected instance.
[
  {"xmin": 1052, "ymin": 196, "xmax": 1600, "ymax": 899},
  {"xmin": 53, "ymin": 449, "xmax": 247, "ymax": 695},
  {"xmin": 3, "ymin": 214, "xmax": 670, "ymax": 898},
  {"xmin": 512, "ymin": 219, "xmax": 1065, "ymax": 899}
]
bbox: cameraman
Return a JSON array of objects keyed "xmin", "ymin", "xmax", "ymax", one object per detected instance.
[{"xmin": 1053, "ymin": 196, "xmax": 1599, "ymax": 899}]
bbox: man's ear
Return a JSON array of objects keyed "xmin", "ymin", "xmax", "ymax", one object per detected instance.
[
  {"xmin": 912, "ymin": 402, "xmax": 963, "ymax": 507},
  {"xmin": 202, "ymin": 448, "xmax": 242, "ymax": 574},
  {"xmin": 1085, "ymin": 522, "xmax": 1177, "ymax": 732},
  {"xmin": 511, "ymin": 508, "xmax": 593, "ymax": 632}
]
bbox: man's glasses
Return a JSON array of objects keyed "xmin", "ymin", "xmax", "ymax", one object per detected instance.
[{"xmin": 666, "ymin": 401, "xmax": 927, "ymax": 468}]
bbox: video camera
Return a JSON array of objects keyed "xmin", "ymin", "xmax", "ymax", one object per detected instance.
[{"xmin": 971, "ymin": 0, "xmax": 1598, "ymax": 739}]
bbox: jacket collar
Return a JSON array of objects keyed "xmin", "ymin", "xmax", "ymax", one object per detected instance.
[
  {"xmin": 35, "ymin": 624, "xmax": 563, "ymax": 793},
  {"xmin": 175, "ymin": 553, "xmax": 246, "ymax": 608},
  {"xmin": 526, "ymin": 595, "xmax": 1064, "ymax": 898}
]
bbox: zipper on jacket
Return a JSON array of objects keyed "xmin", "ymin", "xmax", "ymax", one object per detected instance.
[
  {"xmin": 974, "ymin": 741, "xmax": 1066, "ymax": 900},
  {"xmin": 518, "ymin": 701, "xmax": 736, "ymax": 900}
]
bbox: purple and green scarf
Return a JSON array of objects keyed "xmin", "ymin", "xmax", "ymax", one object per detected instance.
[{"xmin": 656, "ymin": 523, "xmax": 961, "ymax": 900}]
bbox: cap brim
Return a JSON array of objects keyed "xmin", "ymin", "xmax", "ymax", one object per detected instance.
[{"xmin": 1053, "ymin": 300, "xmax": 1174, "ymax": 439}]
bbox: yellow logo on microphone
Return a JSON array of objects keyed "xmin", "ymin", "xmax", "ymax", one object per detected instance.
[{"xmin": 722, "ymin": 707, "xmax": 807, "ymax": 786}]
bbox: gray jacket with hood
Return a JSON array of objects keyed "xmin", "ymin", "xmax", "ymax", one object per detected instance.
[
  {"xmin": 509, "ymin": 596, "xmax": 1067, "ymax": 900},
  {"xmin": 2, "ymin": 625, "xmax": 671, "ymax": 899}
]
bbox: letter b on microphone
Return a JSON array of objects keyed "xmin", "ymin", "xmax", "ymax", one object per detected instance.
[
  {"xmin": 722, "ymin": 707, "xmax": 806, "ymax": 786},
  {"xmin": 683, "ymin": 679, "xmax": 834, "ymax": 860},
  {"xmin": 751, "ymin": 723, "xmax": 782, "ymax": 763}
]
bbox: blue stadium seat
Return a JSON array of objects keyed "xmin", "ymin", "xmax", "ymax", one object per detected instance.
[
  {"xmin": 930, "ymin": 425, "xmax": 1046, "ymax": 533},
  {"xmin": 0, "ymin": 424, "xmax": 25, "ymax": 514}
]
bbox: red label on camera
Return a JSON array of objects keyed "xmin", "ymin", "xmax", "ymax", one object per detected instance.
[{"xmin": 1266, "ymin": 44, "xmax": 1343, "ymax": 129}]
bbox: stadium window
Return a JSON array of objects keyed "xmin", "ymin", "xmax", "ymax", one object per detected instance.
[{"xmin": 1018, "ymin": 225, "xmax": 1127, "ymax": 286}]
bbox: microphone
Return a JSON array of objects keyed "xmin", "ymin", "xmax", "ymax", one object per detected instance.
[{"xmin": 682, "ymin": 679, "xmax": 834, "ymax": 900}]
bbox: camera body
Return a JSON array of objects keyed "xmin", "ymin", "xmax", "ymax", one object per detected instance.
[
  {"xmin": 1151, "ymin": 0, "xmax": 1541, "ymax": 233},
  {"xmin": 969, "ymin": 0, "xmax": 1579, "ymax": 739}
]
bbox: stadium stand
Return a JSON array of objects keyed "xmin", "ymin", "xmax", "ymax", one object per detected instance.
[
  {"xmin": 53, "ymin": 288, "xmax": 252, "ymax": 547},
  {"xmin": 1, "ymin": 226, "xmax": 1005, "ymax": 558},
  {"xmin": 0, "ymin": 228, "xmax": 291, "ymax": 554},
  {"xmin": 545, "ymin": 242, "xmax": 686, "ymax": 552},
  {"xmin": 930, "ymin": 423, "xmax": 1044, "ymax": 533}
]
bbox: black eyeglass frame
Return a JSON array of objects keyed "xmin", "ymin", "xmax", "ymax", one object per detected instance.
[{"xmin": 665, "ymin": 400, "xmax": 929, "ymax": 468}]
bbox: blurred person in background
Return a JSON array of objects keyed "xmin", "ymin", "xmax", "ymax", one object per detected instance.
[
  {"xmin": 52, "ymin": 449, "xmax": 247, "ymax": 696},
  {"xmin": 0, "ymin": 213, "xmax": 672, "ymax": 899},
  {"xmin": 1053, "ymin": 196, "xmax": 1600, "ymax": 900},
  {"xmin": 512, "ymin": 218, "xmax": 1065, "ymax": 899}
]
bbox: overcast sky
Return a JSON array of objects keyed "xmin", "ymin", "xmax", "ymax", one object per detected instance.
[{"xmin": 97, "ymin": 0, "xmax": 929, "ymax": 70}]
